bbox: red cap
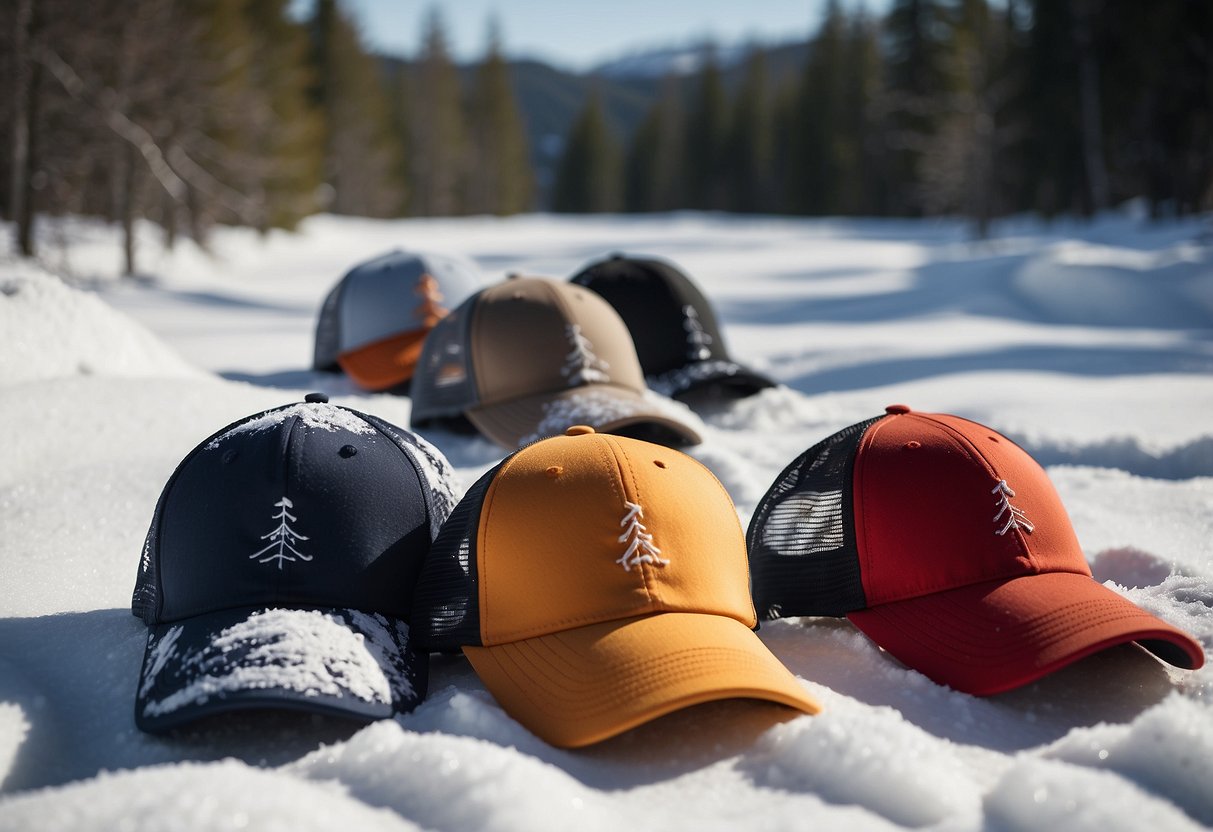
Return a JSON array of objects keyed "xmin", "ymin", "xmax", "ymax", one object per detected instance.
[{"xmin": 748, "ymin": 406, "xmax": 1204, "ymax": 695}]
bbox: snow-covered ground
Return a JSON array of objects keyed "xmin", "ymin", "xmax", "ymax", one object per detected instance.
[{"xmin": 2, "ymin": 209, "xmax": 1211, "ymax": 831}]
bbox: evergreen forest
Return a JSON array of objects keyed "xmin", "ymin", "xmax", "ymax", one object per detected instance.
[{"xmin": 3, "ymin": 0, "xmax": 1210, "ymax": 273}]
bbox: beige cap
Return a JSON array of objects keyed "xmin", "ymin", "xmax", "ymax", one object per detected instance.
[{"xmin": 410, "ymin": 276, "xmax": 702, "ymax": 448}]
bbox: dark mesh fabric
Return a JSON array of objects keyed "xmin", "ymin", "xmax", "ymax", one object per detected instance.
[
  {"xmin": 411, "ymin": 459, "xmax": 510, "ymax": 651},
  {"xmin": 312, "ymin": 282, "xmax": 344, "ymax": 371},
  {"xmin": 410, "ymin": 299, "xmax": 480, "ymax": 429},
  {"xmin": 746, "ymin": 415, "xmax": 883, "ymax": 620},
  {"xmin": 131, "ymin": 492, "xmax": 167, "ymax": 623}
]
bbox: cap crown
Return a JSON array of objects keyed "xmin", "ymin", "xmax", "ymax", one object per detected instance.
[
  {"xmin": 571, "ymin": 256, "xmax": 730, "ymax": 377},
  {"xmin": 854, "ymin": 412, "xmax": 1089, "ymax": 605},
  {"xmin": 133, "ymin": 403, "xmax": 458, "ymax": 624},
  {"xmin": 313, "ymin": 250, "xmax": 479, "ymax": 370},
  {"xmin": 748, "ymin": 408, "xmax": 1091, "ymax": 619},
  {"xmin": 410, "ymin": 277, "xmax": 648, "ymax": 425},
  {"xmin": 413, "ymin": 431, "xmax": 756, "ymax": 650}
]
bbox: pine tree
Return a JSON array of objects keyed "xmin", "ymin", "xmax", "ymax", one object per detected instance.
[
  {"xmin": 250, "ymin": 497, "xmax": 313, "ymax": 569},
  {"xmin": 725, "ymin": 48, "xmax": 775, "ymax": 213},
  {"xmin": 841, "ymin": 12, "xmax": 885, "ymax": 215},
  {"xmin": 309, "ymin": 0, "xmax": 402, "ymax": 217},
  {"xmin": 241, "ymin": 0, "xmax": 324, "ymax": 230},
  {"xmin": 783, "ymin": 0, "xmax": 851, "ymax": 215},
  {"xmin": 918, "ymin": 0, "xmax": 1002, "ymax": 228},
  {"xmin": 881, "ymin": 0, "xmax": 956, "ymax": 215},
  {"xmin": 684, "ymin": 49, "xmax": 729, "ymax": 210},
  {"xmin": 561, "ymin": 323, "xmax": 610, "ymax": 385},
  {"xmin": 616, "ymin": 501, "xmax": 667, "ymax": 571},
  {"xmin": 624, "ymin": 75, "xmax": 685, "ymax": 212},
  {"xmin": 552, "ymin": 89, "xmax": 621, "ymax": 213},
  {"xmin": 407, "ymin": 8, "xmax": 467, "ymax": 216},
  {"xmin": 466, "ymin": 18, "xmax": 533, "ymax": 215}
]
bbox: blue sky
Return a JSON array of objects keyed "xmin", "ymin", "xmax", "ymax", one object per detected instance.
[{"xmin": 328, "ymin": 0, "xmax": 881, "ymax": 71}]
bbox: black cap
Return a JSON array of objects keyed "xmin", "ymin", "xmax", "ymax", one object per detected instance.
[
  {"xmin": 131, "ymin": 400, "xmax": 460, "ymax": 732},
  {"xmin": 570, "ymin": 254, "xmax": 777, "ymax": 402}
]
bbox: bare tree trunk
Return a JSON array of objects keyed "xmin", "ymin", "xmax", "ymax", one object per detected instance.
[
  {"xmin": 121, "ymin": 143, "xmax": 137, "ymax": 276},
  {"xmin": 18, "ymin": 54, "xmax": 42, "ymax": 257},
  {"xmin": 1073, "ymin": 0, "xmax": 1109, "ymax": 213},
  {"xmin": 10, "ymin": 0, "xmax": 35, "ymax": 255}
]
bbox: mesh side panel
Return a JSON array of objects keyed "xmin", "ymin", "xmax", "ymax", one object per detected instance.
[
  {"xmin": 746, "ymin": 415, "xmax": 883, "ymax": 619},
  {"xmin": 411, "ymin": 460, "xmax": 509, "ymax": 651},
  {"xmin": 358, "ymin": 412, "xmax": 460, "ymax": 539},
  {"xmin": 313, "ymin": 282, "xmax": 344, "ymax": 371},
  {"xmin": 131, "ymin": 491, "xmax": 168, "ymax": 622},
  {"xmin": 409, "ymin": 301, "xmax": 480, "ymax": 427}
]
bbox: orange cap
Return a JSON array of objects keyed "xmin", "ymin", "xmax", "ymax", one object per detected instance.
[
  {"xmin": 412, "ymin": 427, "xmax": 820, "ymax": 747},
  {"xmin": 337, "ymin": 328, "xmax": 430, "ymax": 392}
]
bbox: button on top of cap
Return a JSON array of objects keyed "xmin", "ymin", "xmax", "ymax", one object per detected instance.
[
  {"xmin": 305, "ymin": 392, "xmax": 330, "ymax": 404},
  {"xmin": 885, "ymin": 403, "xmax": 911, "ymax": 415},
  {"xmin": 565, "ymin": 425, "xmax": 596, "ymax": 436}
]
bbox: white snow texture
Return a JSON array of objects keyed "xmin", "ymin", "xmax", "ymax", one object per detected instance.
[{"xmin": 1, "ymin": 210, "xmax": 1211, "ymax": 832}]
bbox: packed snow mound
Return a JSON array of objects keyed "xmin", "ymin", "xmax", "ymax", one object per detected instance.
[
  {"xmin": 0, "ymin": 759, "xmax": 421, "ymax": 832},
  {"xmin": 0, "ymin": 262, "xmax": 197, "ymax": 385},
  {"xmin": 1012, "ymin": 240, "xmax": 1213, "ymax": 328}
]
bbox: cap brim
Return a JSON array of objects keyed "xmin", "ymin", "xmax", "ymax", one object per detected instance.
[
  {"xmin": 337, "ymin": 329, "xmax": 430, "ymax": 391},
  {"xmin": 136, "ymin": 606, "xmax": 426, "ymax": 732},
  {"xmin": 847, "ymin": 571, "xmax": 1205, "ymax": 696},
  {"xmin": 466, "ymin": 384, "xmax": 703, "ymax": 449},
  {"xmin": 647, "ymin": 360, "xmax": 776, "ymax": 401},
  {"xmin": 463, "ymin": 611, "xmax": 820, "ymax": 748}
]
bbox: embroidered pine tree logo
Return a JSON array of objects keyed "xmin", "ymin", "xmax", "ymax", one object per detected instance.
[
  {"xmin": 992, "ymin": 480, "xmax": 1034, "ymax": 535},
  {"xmin": 683, "ymin": 305, "xmax": 713, "ymax": 360},
  {"xmin": 414, "ymin": 273, "xmax": 448, "ymax": 327},
  {"xmin": 561, "ymin": 324, "xmax": 610, "ymax": 386},
  {"xmin": 250, "ymin": 497, "xmax": 313, "ymax": 569},
  {"xmin": 616, "ymin": 501, "xmax": 668, "ymax": 571}
]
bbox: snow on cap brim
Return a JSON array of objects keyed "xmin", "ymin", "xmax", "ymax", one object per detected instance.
[
  {"xmin": 647, "ymin": 359, "xmax": 777, "ymax": 401},
  {"xmin": 135, "ymin": 606, "xmax": 425, "ymax": 732}
]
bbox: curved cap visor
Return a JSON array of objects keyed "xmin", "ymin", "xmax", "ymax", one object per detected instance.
[
  {"xmin": 466, "ymin": 383, "xmax": 703, "ymax": 449},
  {"xmin": 337, "ymin": 328, "xmax": 431, "ymax": 391},
  {"xmin": 135, "ymin": 606, "xmax": 425, "ymax": 732},
  {"xmin": 463, "ymin": 611, "xmax": 820, "ymax": 748},
  {"xmin": 647, "ymin": 359, "xmax": 777, "ymax": 400},
  {"xmin": 846, "ymin": 571, "xmax": 1205, "ymax": 696}
]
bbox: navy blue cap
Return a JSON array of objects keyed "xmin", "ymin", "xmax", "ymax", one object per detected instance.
[{"xmin": 131, "ymin": 400, "xmax": 459, "ymax": 732}]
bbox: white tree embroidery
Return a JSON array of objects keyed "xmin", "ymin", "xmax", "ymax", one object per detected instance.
[
  {"xmin": 992, "ymin": 480, "xmax": 1034, "ymax": 535},
  {"xmin": 561, "ymin": 324, "xmax": 610, "ymax": 386},
  {"xmin": 250, "ymin": 497, "xmax": 313, "ymax": 569},
  {"xmin": 616, "ymin": 501, "xmax": 668, "ymax": 571},
  {"xmin": 683, "ymin": 305, "xmax": 713, "ymax": 361}
]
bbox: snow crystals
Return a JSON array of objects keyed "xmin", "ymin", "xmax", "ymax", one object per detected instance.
[
  {"xmin": 205, "ymin": 403, "xmax": 375, "ymax": 450},
  {"xmin": 140, "ymin": 608, "xmax": 412, "ymax": 719}
]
